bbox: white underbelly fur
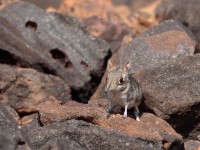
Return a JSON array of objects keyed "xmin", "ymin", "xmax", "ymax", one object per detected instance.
[{"xmin": 110, "ymin": 92, "xmax": 136, "ymax": 109}]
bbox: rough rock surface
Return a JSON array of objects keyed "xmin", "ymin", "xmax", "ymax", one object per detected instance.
[
  {"xmin": 91, "ymin": 20, "xmax": 197, "ymax": 100},
  {"xmin": 155, "ymin": 0, "xmax": 200, "ymax": 43},
  {"xmin": 0, "ymin": 64, "xmax": 71, "ymax": 113},
  {"xmin": 35, "ymin": 100, "xmax": 183, "ymax": 149},
  {"xmin": 122, "ymin": 20, "xmax": 197, "ymax": 72},
  {"xmin": 0, "ymin": 1, "xmax": 109, "ymax": 102},
  {"xmin": 138, "ymin": 54, "xmax": 200, "ymax": 139},
  {"xmin": 184, "ymin": 140, "xmax": 200, "ymax": 150},
  {"xmin": 0, "ymin": 104, "xmax": 30, "ymax": 150},
  {"xmin": 28, "ymin": 119, "xmax": 180, "ymax": 150}
]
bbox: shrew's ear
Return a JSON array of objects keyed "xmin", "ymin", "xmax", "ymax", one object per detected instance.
[
  {"xmin": 107, "ymin": 60, "xmax": 114, "ymax": 72},
  {"xmin": 125, "ymin": 62, "xmax": 131, "ymax": 70},
  {"xmin": 122, "ymin": 62, "xmax": 131, "ymax": 73}
]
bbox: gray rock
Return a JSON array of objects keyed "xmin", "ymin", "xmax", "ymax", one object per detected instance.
[
  {"xmin": 26, "ymin": 119, "xmax": 183, "ymax": 150},
  {"xmin": 123, "ymin": 20, "xmax": 197, "ymax": 73},
  {"xmin": 138, "ymin": 54, "xmax": 200, "ymax": 139},
  {"xmin": 39, "ymin": 136, "xmax": 84, "ymax": 150},
  {"xmin": 155, "ymin": 0, "xmax": 200, "ymax": 43},
  {"xmin": 0, "ymin": 1, "xmax": 110, "ymax": 102},
  {"xmin": 0, "ymin": 104, "xmax": 31, "ymax": 150}
]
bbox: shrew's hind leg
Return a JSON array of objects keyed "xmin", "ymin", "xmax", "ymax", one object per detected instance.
[{"xmin": 134, "ymin": 106, "xmax": 140, "ymax": 121}]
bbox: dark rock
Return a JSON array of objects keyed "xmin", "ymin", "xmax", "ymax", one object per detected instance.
[
  {"xmin": 36, "ymin": 100, "xmax": 183, "ymax": 149},
  {"xmin": 28, "ymin": 119, "xmax": 183, "ymax": 150},
  {"xmin": 186, "ymin": 123, "xmax": 200, "ymax": 141},
  {"xmin": 39, "ymin": 135, "xmax": 83, "ymax": 150},
  {"xmin": 0, "ymin": 104, "xmax": 31, "ymax": 150},
  {"xmin": 91, "ymin": 20, "xmax": 197, "ymax": 100},
  {"xmin": 155, "ymin": 0, "xmax": 200, "ymax": 43},
  {"xmin": 184, "ymin": 140, "xmax": 200, "ymax": 150},
  {"xmin": 28, "ymin": 120, "xmax": 152, "ymax": 150},
  {"xmin": 0, "ymin": 64, "xmax": 71, "ymax": 113},
  {"xmin": 0, "ymin": 1, "xmax": 109, "ymax": 102},
  {"xmin": 137, "ymin": 54, "xmax": 200, "ymax": 139}
]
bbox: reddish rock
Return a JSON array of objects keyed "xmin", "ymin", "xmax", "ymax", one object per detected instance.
[
  {"xmin": 0, "ymin": 64, "xmax": 71, "ymax": 113},
  {"xmin": 0, "ymin": 1, "xmax": 109, "ymax": 102},
  {"xmin": 58, "ymin": 0, "xmax": 157, "ymax": 35},
  {"xmin": 37, "ymin": 100, "xmax": 183, "ymax": 149},
  {"xmin": 58, "ymin": 0, "xmax": 132, "ymax": 28},
  {"xmin": 84, "ymin": 16, "xmax": 133, "ymax": 54},
  {"xmin": 91, "ymin": 20, "xmax": 197, "ymax": 100},
  {"xmin": 37, "ymin": 100, "xmax": 106, "ymax": 125}
]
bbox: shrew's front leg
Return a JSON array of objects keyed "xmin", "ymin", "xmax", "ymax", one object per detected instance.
[{"xmin": 122, "ymin": 103, "xmax": 128, "ymax": 118}]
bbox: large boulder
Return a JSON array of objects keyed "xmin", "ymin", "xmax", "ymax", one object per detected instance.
[
  {"xmin": 0, "ymin": 1, "xmax": 110, "ymax": 102},
  {"xmin": 91, "ymin": 20, "xmax": 197, "ymax": 100},
  {"xmin": 28, "ymin": 119, "xmax": 182, "ymax": 150},
  {"xmin": 121, "ymin": 20, "xmax": 197, "ymax": 72},
  {"xmin": 138, "ymin": 54, "xmax": 200, "ymax": 139},
  {"xmin": 0, "ymin": 64, "xmax": 71, "ymax": 113},
  {"xmin": 34, "ymin": 100, "xmax": 183, "ymax": 149},
  {"xmin": 155, "ymin": 0, "xmax": 200, "ymax": 43}
]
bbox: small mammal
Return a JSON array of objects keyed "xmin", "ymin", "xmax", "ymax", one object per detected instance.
[{"xmin": 105, "ymin": 61, "xmax": 142, "ymax": 121}]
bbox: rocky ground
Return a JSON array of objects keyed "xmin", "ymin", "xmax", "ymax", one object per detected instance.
[{"xmin": 0, "ymin": 0, "xmax": 200, "ymax": 149}]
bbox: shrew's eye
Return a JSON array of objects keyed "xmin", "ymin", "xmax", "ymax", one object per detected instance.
[{"xmin": 118, "ymin": 77, "xmax": 124, "ymax": 85}]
